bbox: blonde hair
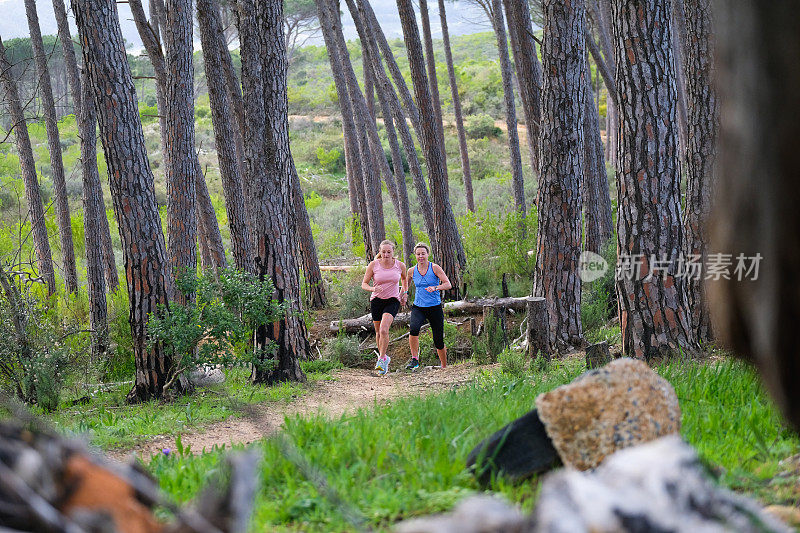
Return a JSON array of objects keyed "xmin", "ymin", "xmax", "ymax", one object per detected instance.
[
  {"xmin": 414, "ymin": 242, "xmax": 430, "ymax": 254},
  {"xmin": 375, "ymin": 240, "xmax": 397, "ymax": 260}
]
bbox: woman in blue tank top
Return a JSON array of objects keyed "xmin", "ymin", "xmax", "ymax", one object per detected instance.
[{"xmin": 405, "ymin": 242, "xmax": 452, "ymax": 369}]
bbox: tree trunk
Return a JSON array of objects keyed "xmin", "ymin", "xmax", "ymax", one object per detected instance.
[
  {"xmin": 330, "ymin": 0, "xmax": 385, "ymax": 256},
  {"xmin": 345, "ymin": 0, "xmax": 415, "ymax": 262},
  {"xmin": 0, "ymin": 38, "xmax": 57, "ymax": 295},
  {"xmin": 72, "ymin": 0, "xmax": 178, "ymax": 402},
  {"xmin": 25, "ymin": 0, "xmax": 78, "ymax": 294},
  {"xmin": 79, "ymin": 67, "xmax": 109, "ymax": 360},
  {"xmin": 582, "ymin": 53, "xmax": 613, "ymax": 253},
  {"xmin": 525, "ymin": 296, "xmax": 550, "ymax": 359},
  {"xmin": 503, "ymin": 0, "xmax": 543, "ymax": 177},
  {"xmin": 289, "ymin": 158, "xmax": 328, "ymax": 308},
  {"xmin": 194, "ymin": 168, "xmax": 228, "ymax": 273},
  {"xmin": 682, "ymin": 0, "xmax": 716, "ymax": 344},
  {"xmin": 360, "ymin": 0, "xmax": 436, "ymax": 242},
  {"xmin": 491, "ymin": 0, "xmax": 526, "ymax": 221},
  {"xmin": 611, "ymin": 0, "xmax": 697, "ymax": 360},
  {"xmin": 197, "ymin": 0, "xmax": 254, "ymax": 273},
  {"xmin": 314, "ymin": 0, "xmax": 373, "ymax": 259},
  {"xmin": 164, "ymin": 0, "xmax": 198, "ymax": 295},
  {"xmin": 359, "ymin": 0, "xmax": 423, "ymax": 138},
  {"xmin": 533, "ymin": 0, "xmax": 585, "ymax": 351},
  {"xmin": 671, "ymin": 0, "xmax": 689, "ymax": 165},
  {"xmin": 709, "ymin": 0, "xmax": 800, "ymax": 431},
  {"xmin": 591, "ymin": 0, "xmax": 617, "ymax": 169},
  {"xmin": 417, "ymin": 0, "xmax": 447, "ymax": 160},
  {"xmin": 241, "ymin": 0, "xmax": 309, "ymax": 383},
  {"xmin": 439, "ymin": 0, "xmax": 474, "ymax": 212},
  {"xmin": 397, "ymin": 0, "xmax": 466, "ymax": 299}
]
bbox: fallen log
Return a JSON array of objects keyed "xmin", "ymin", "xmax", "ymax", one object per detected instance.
[{"xmin": 329, "ymin": 296, "xmax": 531, "ymax": 334}]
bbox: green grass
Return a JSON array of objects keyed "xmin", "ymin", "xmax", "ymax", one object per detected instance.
[
  {"xmin": 47, "ymin": 364, "xmax": 338, "ymax": 450},
  {"xmin": 143, "ymin": 357, "xmax": 798, "ymax": 531}
]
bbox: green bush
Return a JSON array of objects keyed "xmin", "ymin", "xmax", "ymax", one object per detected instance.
[
  {"xmin": 104, "ymin": 285, "xmax": 135, "ymax": 381},
  {"xmin": 465, "ymin": 113, "xmax": 501, "ymax": 140},
  {"xmin": 498, "ymin": 348, "xmax": 527, "ymax": 377},
  {"xmin": 138, "ymin": 103, "xmax": 159, "ymax": 124},
  {"xmin": 316, "ymin": 146, "xmax": 345, "ymax": 174},
  {"xmin": 321, "ymin": 333, "xmax": 364, "ymax": 368},
  {"xmin": 329, "ymin": 268, "xmax": 369, "ymax": 319},
  {"xmin": 147, "ymin": 269, "xmax": 285, "ymax": 394},
  {"xmin": 0, "ymin": 267, "xmax": 88, "ymax": 411}
]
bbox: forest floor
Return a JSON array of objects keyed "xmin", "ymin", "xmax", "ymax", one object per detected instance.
[{"xmin": 107, "ymin": 361, "xmax": 487, "ymax": 463}]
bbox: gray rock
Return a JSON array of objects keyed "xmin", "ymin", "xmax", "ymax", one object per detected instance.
[
  {"xmin": 535, "ymin": 436, "xmax": 791, "ymax": 533},
  {"xmin": 189, "ymin": 365, "xmax": 225, "ymax": 387}
]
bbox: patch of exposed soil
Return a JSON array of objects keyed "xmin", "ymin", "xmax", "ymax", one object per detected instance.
[{"xmin": 108, "ymin": 362, "xmax": 485, "ymax": 463}]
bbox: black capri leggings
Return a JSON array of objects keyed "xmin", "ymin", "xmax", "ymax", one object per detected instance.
[{"xmin": 409, "ymin": 304, "xmax": 445, "ymax": 349}]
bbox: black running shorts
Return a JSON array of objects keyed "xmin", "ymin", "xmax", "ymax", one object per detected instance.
[{"xmin": 370, "ymin": 297, "xmax": 401, "ymax": 321}]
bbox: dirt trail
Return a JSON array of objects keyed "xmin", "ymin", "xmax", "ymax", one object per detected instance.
[{"xmin": 108, "ymin": 363, "xmax": 483, "ymax": 462}]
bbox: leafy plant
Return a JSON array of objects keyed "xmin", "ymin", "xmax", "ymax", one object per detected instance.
[
  {"xmin": 465, "ymin": 113, "xmax": 501, "ymax": 139},
  {"xmin": 147, "ymin": 269, "xmax": 285, "ymax": 394}
]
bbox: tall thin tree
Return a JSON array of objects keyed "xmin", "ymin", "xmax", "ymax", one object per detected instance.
[
  {"xmin": 197, "ymin": 0, "xmax": 253, "ymax": 272},
  {"xmin": 163, "ymin": 0, "xmax": 198, "ymax": 292},
  {"xmin": 491, "ymin": 0, "xmax": 526, "ymax": 221},
  {"xmin": 417, "ymin": 0, "xmax": 446, "ymax": 159},
  {"xmin": 611, "ymin": 0, "xmax": 697, "ymax": 359},
  {"xmin": 24, "ymin": 0, "xmax": 78, "ymax": 293},
  {"xmin": 533, "ymin": 0, "xmax": 586, "ymax": 350},
  {"xmin": 0, "ymin": 37, "xmax": 57, "ymax": 295},
  {"xmin": 682, "ymin": 0, "xmax": 716, "ymax": 343},
  {"xmin": 396, "ymin": 0, "xmax": 466, "ymax": 298},
  {"xmin": 438, "ymin": 0, "xmax": 473, "ymax": 212},
  {"xmin": 503, "ymin": 0, "xmax": 543, "ymax": 176},
  {"xmin": 251, "ymin": 0, "xmax": 310, "ymax": 382},
  {"xmin": 72, "ymin": 0, "xmax": 179, "ymax": 401},
  {"xmin": 78, "ymin": 67, "xmax": 108, "ymax": 359}
]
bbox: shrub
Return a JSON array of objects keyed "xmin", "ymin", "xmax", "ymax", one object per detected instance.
[
  {"xmin": 498, "ymin": 348, "xmax": 527, "ymax": 377},
  {"xmin": 329, "ymin": 268, "xmax": 369, "ymax": 319},
  {"xmin": 316, "ymin": 146, "xmax": 345, "ymax": 174},
  {"xmin": 104, "ymin": 285, "xmax": 135, "ymax": 381},
  {"xmin": 147, "ymin": 269, "xmax": 285, "ymax": 394},
  {"xmin": 465, "ymin": 114, "xmax": 501, "ymax": 140},
  {"xmin": 321, "ymin": 333, "xmax": 363, "ymax": 368},
  {"xmin": 0, "ymin": 266, "xmax": 87, "ymax": 411},
  {"xmin": 138, "ymin": 103, "xmax": 159, "ymax": 124}
]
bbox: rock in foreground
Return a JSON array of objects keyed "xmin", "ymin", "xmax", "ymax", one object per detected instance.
[
  {"xmin": 536, "ymin": 358, "xmax": 680, "ymax": 470},
  {"xmin": 535, "ymin": 436, "xmax": 791, "ymax": 533}
]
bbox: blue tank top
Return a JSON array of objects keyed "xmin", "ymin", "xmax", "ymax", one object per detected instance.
[{"xmin": 413, "ymin": 263, "xmax": 442, "ymax": 307}]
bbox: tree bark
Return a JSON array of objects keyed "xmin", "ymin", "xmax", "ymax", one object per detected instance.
[
  {"xmin": 533, "ymin": 0, "xmax": 585, "ymax": 350},
  {"xmin": 682, "ymin": 0, "xmax": 716, "ymax": 344},
  {"xmin": 396, "ymin": 0, "xmax": 466, "ymax": 299},
  {"xmin": 314, "ymin": 0, "xmax": 373, "ymax": 259},
  {"xmin": 671, "ymin": 0, "xmax": 689, "ymax": 165},
  {"xmin": 359, "ymin": 0, "xmax": 422, "ymax": 138},
  {"xmin": 197, "ymin": 0, "xmax": 254, "ymax": 273},
  {"xmin": 611, "ymin": 0, "xmax": 697, "ymax": 360},
  {"xmin": 582, "ymin": 53, "xmax": 613, "ymax": 253},
  {"xmin": 525, "ymin": 296, "xmax": 550, "ymax": 359},
  {"xmin": 72, "ymin": 0, "xmax": 178, "ymax": 402},
  {"xmin": 25, "ymin": 0, "xmax": 78, "ymax": 294},
  {"xmin": 329, "ymin": 0, "xmax": 385, "ymax": 256},
  {"xmin": 709, "ymin": 0, "xmax": 800, "ymax": 431},
  {"xmin": 241, "ymin": 0, "xmax": 309, "ymax": 383},
  {"xmin": 163, "ymin": 0, "xmax": 198, "ymax": 295},
  {"xmin": 591, "ymin": 0, "xmax": 617, "ymax": 169},
  {"xmin": 79, "ymin": 67, "xmax": 108, "ymax": 360},
  {"xmin": 417, "ymin": 0, "xmax": 447, "ymax": 161},
  {"xmin": 346, "ymin": 0, "xmax": 415, "ymax": 262},
  {"xmin": 0, "ymin": 38, "xmax": 57, "ymax": 295},
  {"xmin": 439, "ymin": 0, "xmax": 474, "ymax": 212},
  {"xmin": 491, "ymin": 0, "xmax": 526, "ymax": 221},
  {"xmin": 360, "ymin": 0, "xmax": 435, "ymax": 242},
  {"xmin": 194, "ymin": 168, "xmax": 228, "ymax": 273},
  {"xmin": 503, "ymin": 0, "xmax": 543, "ymax": 177}
]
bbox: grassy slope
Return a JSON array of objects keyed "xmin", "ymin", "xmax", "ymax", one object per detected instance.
[{"xmin": 146, "ymin": 358, "xmax": 798, "ymax": 531}]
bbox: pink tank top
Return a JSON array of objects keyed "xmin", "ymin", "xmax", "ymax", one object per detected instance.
[{"xmin": 371, "ymin": 259, "xmax": 402, "ymax": 300}]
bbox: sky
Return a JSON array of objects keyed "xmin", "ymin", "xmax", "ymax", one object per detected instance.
[{"xmin": 0, "ymin": 0, "xmax": 494, "ymax": 55}]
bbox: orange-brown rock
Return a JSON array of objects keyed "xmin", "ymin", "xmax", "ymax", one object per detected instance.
[{"xmin": 535, "ymin": 358, "xmax": 680, "ymax": 470}]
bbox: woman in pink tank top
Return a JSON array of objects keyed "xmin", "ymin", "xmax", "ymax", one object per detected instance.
[{"xmin": 361, "ymin": 240, "xmax": 408, "ymax": 375}]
